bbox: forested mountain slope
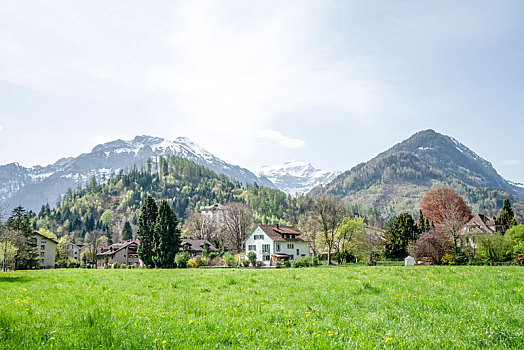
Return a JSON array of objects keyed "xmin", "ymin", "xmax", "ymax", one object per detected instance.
[
  {"xmin": 36, "ymin": 157, "xmax": 309, "ymax": 243},
  {"xmin": 311, "ymin": 129, "xmax": 524, "ymax": 221}
]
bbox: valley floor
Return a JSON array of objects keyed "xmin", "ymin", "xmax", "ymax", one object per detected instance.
[{"xmin": 1, "ymin": 266, "xmax": 523, "ymax": 349}]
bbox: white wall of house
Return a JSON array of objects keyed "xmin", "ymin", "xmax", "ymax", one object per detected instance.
[
  {"xmin": 245, "ymin": 226, "xmax": 274, "ymax": 265},
  {"xmin": 272, "ymin": 241, "xmax": 310, "ymax": 261},
  {"xmin": 244, "ymin": 226, "xmax": 311, "ymax": 266}
]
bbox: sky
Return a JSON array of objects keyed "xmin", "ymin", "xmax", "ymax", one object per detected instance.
[{"xmin": 0, "ymin": 1, "xmax": 523, "ymax": 183}]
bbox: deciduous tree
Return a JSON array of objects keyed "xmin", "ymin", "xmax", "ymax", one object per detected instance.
[
  {"xmin": 421, "ymin": 187, "xmax": 471, "ymax": 255},
  {"xmin": 220, "ymin": 203, "xmax": 254, "ymax": 254}
]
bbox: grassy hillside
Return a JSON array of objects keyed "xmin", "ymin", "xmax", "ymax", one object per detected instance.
[
  {"xmin": 1, "ymin": 267, "xmax": 523, "ymax": 349},
  {"xmin": 35, "ymin": 156, "xmax": 309, "ymax": 242}
]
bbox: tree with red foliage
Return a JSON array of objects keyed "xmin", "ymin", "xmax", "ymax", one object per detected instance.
[{"xmin": 420, "ymin": 187, "xmax": 471, "ymax": 255}]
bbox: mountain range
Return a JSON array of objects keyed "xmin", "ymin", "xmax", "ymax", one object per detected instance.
[
  {"xmin": 1, "ymin": 130, "xmax": 523, "ymax": 222},
  {"xmin": 254, "ymin": 161, "xmax": 340, "ymax": 196}
]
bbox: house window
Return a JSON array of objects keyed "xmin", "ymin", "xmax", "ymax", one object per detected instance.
[
  {"xmin": 40, "ymin": 252, "xmax": 45, "ymax": 257},
  {"xmin": 287, "ymin": 244, "xmax": 294, "ymax": 249},
  {"xmin": 296, "ymin": 249, "xmax": 300, "ymax": 256},
  {"xmin": 40, "ymin": 259, "xmax": 44, "ymax": 264},
  {"xmin": 248, "ymin": 245, "xmax": 256, "ymax": 252},
  {"xmin": 290, "ymin": 255, "xmax": 294, "ymax": 260},
  {"xmin": 276, "ymin": 243, "xmax": 281, "ymax": 252},
  {"xmin": 263, "ymin": 255, "xmax": 270, "ymax": 261},
  {"xmin": 254, "ymin": 234, "xmax": 264, "ymax": 240},
  {"xmin": 41, "ymin": 239, "xmax": 47, "ymax": 243},
  {"xmin": 41, "ymin": 245, "xmax": 45, "ymax": 250},
  {"xmin": 262, "ymin": 244, "xmax": 270, "ymax": 254}
]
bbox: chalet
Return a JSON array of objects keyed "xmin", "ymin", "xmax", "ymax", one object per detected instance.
[
  {"xmin": 96, "ymin": 240, "xmax": 141, "ymax": 268},
  {"xmin": 32, "ymin": 232, "xmax": 57, "ymax": 268},
  {"xmin": 180, "ymin": 239, "xmax": 218, "ymax": 257},
  {"xmin": 460, "ymin": 213, "xmax": 504, "ymax": 235},
  {"xmin": 244, "ymin": 224, "xmax": 310, "ymax": 266}
]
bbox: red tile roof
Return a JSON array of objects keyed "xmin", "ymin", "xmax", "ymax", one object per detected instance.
[{"xmin": 257, "ymin": 225, "xmax": 307, "ymax": 242}]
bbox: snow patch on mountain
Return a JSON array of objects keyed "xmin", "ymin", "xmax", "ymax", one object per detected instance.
[{"xmin": 254, "ymin": 161, "xmax": 340, "ymax": 195}]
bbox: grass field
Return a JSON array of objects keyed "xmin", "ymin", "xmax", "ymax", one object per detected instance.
[{"xmin": 1, "ymin": 266, "xmax": 523, "ymax": 349}]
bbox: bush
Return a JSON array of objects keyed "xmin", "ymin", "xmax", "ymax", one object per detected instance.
[
  {"xmin": 247, "ymin": 251, "xmax": 257, "ymax": 266},
  {"xmin": 175, "ymin": 251, "xmax": 190, "ymax": 268},
  {"xmin": 113, "ymin": 262, "xmax": 121, "ymax": 269},
  {"xmin": 291, "ymin": 256, "xmax": 313, "ymax": 268},
  {"xmin": 128, "ymin": 264, "xmax": 134, "ymax": 269},
  {"xmin": 275, "ymin": 261, "xmax": 284, "ymax": 268},
  {"xmin": 209, "ymin": 252, "xmax": 220, "ymax": 260},
  {"xmin": 241, "ymin": 259, "xmax": 250, "ymax": 267},
  {"xmin": 65, "ymin": 258, "xmax": 80, "ymax": 268},
  {"xmin": 187, "ymin": 257, "xmax": 202, "ymax": 268},
  {"xmin": 80, "ymin": 261, "xmax": 86, "ymax": 268},
  {"xmin": 255, "ymin": 261, "xmax": 263, "ymax": 268},
  {"xmin": 441, "ymin": 253, "xmax": 454, "ymax": 265},
  {"xmin": 223, "ymin": 253, "xmax": 236, "ymax": 267},
  {"xmin": 121, "ymin": 264, "xmax": 127, "ymax": 269},
  {"xmin": 104, "ymin": 265, "xmax": 111, "ymax": 269},
  {"xmin": 312, "ymin": 257, "xmax": 318, "ymax": 266}
]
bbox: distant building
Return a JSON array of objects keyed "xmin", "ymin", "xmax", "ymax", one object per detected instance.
[
  {"xmin": 66, "ymin": 243, "xmax": 81, "ymax": 260},
  {"xmin": 460, "ymin": 213, "xmax": 504, "ymax": 235},
  {"xmin": 96, "ymin": 240, "xmax": 141, "ymax": 268},
  {"xmin": 244, "ymin": 224, "xmax": 311, "ymax": 266},
  {"xmin": 32, "ymin": 232, "xmax": 57, "ymax": 268},
  {"xmin": 200, "ymin": 203, "xmax": 227, "ymax": 219},
  {"xmin": 180, "ymin": 239, "xmax": 218, "ymax": 257}
]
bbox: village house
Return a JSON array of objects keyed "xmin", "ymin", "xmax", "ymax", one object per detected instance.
[
  {"xmin": 96, "ymin": 240, "xmax": 141, "ymax": 268},
  {"xmin": 66, "ymin": 242, "xmax": 81, "ymax": 260},
  {"xmin": 180, "ymin": 238, "xmax": 218, "ymax": 257},
  {"xmin": 460, "ymin": 213, "xmax": 504, "ymax": 235},
  {"xmin": 244, "ymin": 224, "xmax": 310, "ymax": 266},
  {"xmin": 200, "ymin": 203, "xmax": 227, "ymax": 221},
  {"xmin": 32, "ymin": 231, "xmax": 57, "ymax": 268}
]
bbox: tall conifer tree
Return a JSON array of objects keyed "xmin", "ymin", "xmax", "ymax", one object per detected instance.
[
  {"xmin": 152, "ymin": 200, "xmax": 181, "ymax": 268},
  {"xmin": 498, "ymin": 199, "xmax": 517, "ymax": 231},
  {"xmin": 121, "ymin": 221, "xmax": 133, "ymax": 241},
  {"xmin": 137, "ymin": 196, "xmax": 158, "ymax": 267}
]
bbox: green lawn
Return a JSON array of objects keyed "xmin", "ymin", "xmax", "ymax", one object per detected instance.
[{"xmin": 1, "ymin": 266, "xmax": 523, "ymax": 349}]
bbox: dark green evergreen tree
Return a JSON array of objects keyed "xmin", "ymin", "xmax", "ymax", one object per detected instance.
[
  {"xmin": 498, "ymin": 199, "xmax": 517, "ymax": 231},
  {"xmin": 384, "ymin": 213, "xmax": 419, "ymax": 260},
  {"xmin": 121, "ymin": 221, "xmax": 133, "ymax": 241},
  {"xmin": 152, "ymin": 199, "xmax": 181, "ymax": 268},
  {"xmin": 418, "ymin": 210, "xmax": 427, "ymax": 233},
  {"xmin": 7, "ymin": 206, "xmax": 39, "ymax": 269},
  {"xmin": 137, "ymin": 196, "xmax": 158, "ymax": 267}
]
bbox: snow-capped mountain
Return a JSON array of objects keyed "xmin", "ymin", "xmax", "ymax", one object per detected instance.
[
  {"xmin": 0, "ymin": 135, "xmax": 275, "ymax": 212},
  {"xmin": 254, "ymin": 161, "xmax": 340, "ymax": 195}
]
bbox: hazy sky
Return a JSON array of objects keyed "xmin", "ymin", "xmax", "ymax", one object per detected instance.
[{"xmin": 0, "ymin": 1, "xmax": 523, "ymax": 182}]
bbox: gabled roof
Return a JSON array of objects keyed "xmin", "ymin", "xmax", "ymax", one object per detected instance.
[
  {"xmin": 257, "ymin": 225, "xmax": 307, "ymax": 242},
  {"xmin": 462, "ymin": 213, "xmax": 503, "ymax": 234},
  {"xmin": 97, "ymin": 240, "xmax": 139, "ymax": 257},
  {"xmin": 180, "ymin": 239, "xmax": 218, "ymax": 252},
  {"xmin": 32, "ymin": 231, "xmax": 58, "ymax": 244}
]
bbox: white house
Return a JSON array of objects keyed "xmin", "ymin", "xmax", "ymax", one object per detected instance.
[{"xmin": 244, "ymin": 224, "xmax": 310, "ymax": 266}]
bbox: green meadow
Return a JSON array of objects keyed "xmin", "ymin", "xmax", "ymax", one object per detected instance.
[{"xmin": 1, "ymin": 266, "xmax": 523, "ymax": 349}]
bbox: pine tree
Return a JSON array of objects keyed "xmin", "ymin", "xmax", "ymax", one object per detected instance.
[
  {"xmin": 7, "ymin": 206, "xmax": 39, "ymax": 269},
  {"xmin": 418, "ymin": 210, "xmax": 426, "ymax": 233},
  {"xmin": 137, "ymin": 196, "xmax": 158, "ymax": 268},
  {"xmin": 384, "ymin": 213, "xmax": 419, "ymax": 259},
  {"xmin": 498, "ymin": 199, "xmax": 517, "ymax": 231},
  {"xmin": 121, "ymin": 221, "xmax": 133, "ymax": 241},
  {"xmin": 152, "ymin": 199, "xmax": 181, "ymax": 268}
]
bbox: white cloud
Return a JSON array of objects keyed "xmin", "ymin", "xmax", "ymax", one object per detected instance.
[
  {"xmin": 499, "ymin": 159, "xmax": 521, "ymax": 166},
  {"xmin": 258, "ymin": 129, "xmax": 306, "ymax": 149}
]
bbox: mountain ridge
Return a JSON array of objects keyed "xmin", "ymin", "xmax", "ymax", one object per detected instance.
[{"xmin": 0, "ymin": 135, "xmax": 275, "ymax": 212}]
